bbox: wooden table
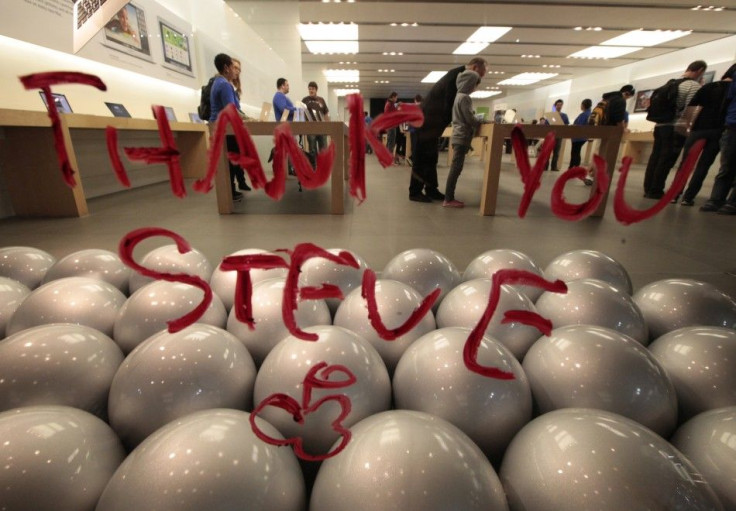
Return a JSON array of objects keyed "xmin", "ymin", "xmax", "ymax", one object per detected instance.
[
  {"xmin": 213, "ymin": 121, "xmax": 349, "ymax": 215},
  {"xmin": 620, "ymin": 130, "xmax": 654, "ymax": 164},
  {"xmin": 0, "ymin": 109, "xmax": 208, "ymax": 217},
  {"xmin": 478, "ymin": 123, "xmax": 623, "ymax": 217}
]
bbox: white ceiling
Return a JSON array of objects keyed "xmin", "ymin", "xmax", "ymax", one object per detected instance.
[{"xmin": 295, "ymin": 0, "xmax": 736, "ymax": 99}]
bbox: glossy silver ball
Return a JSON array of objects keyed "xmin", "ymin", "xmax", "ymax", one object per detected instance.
[
  {"xmin": 436, "ymin": 278, "xmax": 542, "ymax": 360},
  {"xmin": 535, "ymin": 278, "xmax": 648, "ymax": 344},
  {"xmin": 210, "ymin": 248, "xmax": 288, "ymax": 311},
  {"xmin": 463, "ymin": 249, "xmax": 546, "ymax": 301},
  {"xmin": 226, "ymin": 278, "xmax": 331, "ymax": 366},
  {"xmin": 381, "ymin": 248, "xmax": 461, "ymax": 310},
  {"xmin": 128, "ymin": 244, "xmax": 213, "ymax": 294},
  {"xmin": 544, "ymin": 249, "xmax": 632, "ymax": 294},
  {"xmin": 41, "ymin": 248, "xmax": 130, "ymax": 293},
  {"xmin": 0, "ymin": 276, "xmax": 30, "ymax": 339},
  {"xmin": 311, "ymin": 410, "xmax": 509, "ymax": 511},
  {"xmin": 523, "ymin": 325, "xmax": 677, "ymax": 437},
  {"xmin": 648, "ymin": 326, "xmax": 736, "ymax": 420},
  {"xmin": 333, "ymin": 278, "xmax": 436, "ymax": 374},
  {"xmin": 254, "ymin": 325, "xmax": 391, "ymax": 457},
  {"xmin": 0, "ymin": 405, "xmax": 125, "ymax": 511},
  {"xmin": 113, "ymin": 280, "xmax": 227, "ymax": 354},
  {"xmin": 671, "ymin": 407, "xmax": 736, "ymax": 510},
  {"xmin": 393, "ymin": 327, "xmax": 531, "ymax": 462},
  {"xmin": 6, "ymin": 277, "xmax": 126, "ymax": 337},
  {"xmin": 0, "ymin": 246, "xmax": 56, "ymax": 289},
  {"xmin": 500, "ymin": 408, "xmax": 724, "ymax": 511},
  {"xmin": 0, "ymin": 324, "xmax": 123, "ymax": 416},
  {"xmin": 299, "ymin": 248, "xmax": 369, "ymax": 316},
  {"xmin": 108, "ymin": 324, "xmax": 256, "ymax": 448},
  {"xmin": 96, "ymin": 409, "xmax": 306, "ymax": 511},
  {"xmin": 633, "ymin": 279, "xmax": 736, "ymax": 341}
]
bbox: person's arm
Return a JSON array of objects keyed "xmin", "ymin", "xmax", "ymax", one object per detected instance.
[
  {"xmin": 457, "ymin": 97, "xmax": 480, "ymax": 131},
  {"xmin": 273, "ymin": 93, "xmax": 295, "ymax": 115}
]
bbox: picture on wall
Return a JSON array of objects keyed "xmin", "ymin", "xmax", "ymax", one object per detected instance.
[
  {"xmin": 158, "ymin": 17, "xmax": 194, "ymax": 77},
  {"xmin": 634, "ymin": 89, "xmax": 654, "ymax": 113},
  {"xmin": 101, "ymin": 1, "xmax": 154, "ymax": 63}
]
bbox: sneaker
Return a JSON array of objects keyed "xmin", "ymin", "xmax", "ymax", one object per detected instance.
[
  {"xmin": 700, "ymin": 202, "xmax": 720, "ymax": 212},
  {"xmin": 644, "ymin": 191, "xmax": 664, "ymax": 200},
  {"xmin": 443, "ymin": 199, "xmax": 465, "ymax": 208},
  {"xmin": 716, "ymin": 203, "xmax": 736, "ymax": 215},
  {"xmin": 239, "ymin": 183, "xmax": 251, "ymax": 192},
  {"xmin": 670, "ymin": 194, "xmax": 680, "ymax": 204},
  {"xmin": 232, "ymin": 190, "xmax": 244, "ymax": 201},
  {"xmin": 583, "ymin": 178, "xmax": 593, "ymax": 186},
  {"xmin": 426, "ymin": 189, "xmax": 446, "ymax": 201},
  {"xmin": 409, "ymin": 193, "xmax": 432, "ymax": 203},
  {"xmin": 680, "ymin": 199, "xmax": 694, "ymax": 207}
]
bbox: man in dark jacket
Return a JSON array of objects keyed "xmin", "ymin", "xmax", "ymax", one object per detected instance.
[
  {"xmin": 675, "ymin": 63, "xmax": 736, "ymax": 206},
  {"xmin": 603, "ymin": 84, "xmax": 635, "ymax": 128},
  {"xmin": 409, "ymin": 57, "xmax": 488, "ymax": 203}
]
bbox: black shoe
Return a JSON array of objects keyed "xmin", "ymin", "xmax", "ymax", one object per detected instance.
[
  {"xmin": 426, "ymin": 189, "xmax": 446, "ymax": 201},
  {"xmin": 670, "ymin": 194, "xmax": 680, "ymax": 204},
  {"xmin": 232, "ymin": 190, "xmax": 244, "ymax": 201},
  {"xmin": 410, "ymin": 193, "xmax": 432, "ymax": 203},
  {"xmin": 680, "ymin": 199, "xmax": 694, "ymax": 207},
  {"xmin": 700, "ymin": 202, "xmax": 720, "ymax": 212},
  {"xmin": 551, "ymin": 168, "xmax": 560, "ymax": 172},
  {"xmin": 239, "ymin": 183, "xmax": 251, "ymax": 192},
  {"xmin": 644, "ymin": 192, "xmax": 664, "ymax": 200},
  {"xmin": 717, "ymin": 204, "xmax": 736, "ymax": 215}
]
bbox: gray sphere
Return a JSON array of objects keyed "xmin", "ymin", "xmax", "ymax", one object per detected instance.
[
  {"xmin": 544, "ymin": 249, "xmax": 632, "ymax": 294},
  {"xmin": 523, "ymin": 324, "xmax": 677, "ymax": 437},
  {"xmin": 463, "ymin": 248, "xmax": 546, "ymax": 301},
  {"xmin": 226, "ymin": 277, "xmax": 331, "ymax": 367},
  {"xmin": 671, "ymin": 407, "xmax": 736, "ymax": 510},
  {"xmin": 633, "ymin": 279, "xmax": 736, "ymax": 341},
  {"xmin": 648, "ymin": 326, "xmax": 736, "ymax": 421},
  {"xmin": 42, "ymin": 248, "xmax": 130, "ymax": 293},
  {"xmin": 500, "ymin": 408, "xmax": 724, "ymax": 511},
  {"xmin": 299, "ymin": 247, "xmax": 369, "ymax": 316},
  {"xmin": 96, "ymin": 409, "xmax": 306, "ymax": 511},
  {"xmin": 382, "ymin": 248, "xmax": 461, "ymax": 309},
  {"xmin": 0, "ymin": 405, "xmax": 125, "ymax": 511},
  {"xmin": 128, "ymin": 244, "xmax": 213, "ymax": 294},
  {"xmin": 254, "ymin": 325, "xmax": 391, "ymax": 457},
  {"xmin": 0, "ymin": 276, "xmax": 30, "ymax": 339},
  {"xmin": 333, "ymin": 278, "xmax": 436, "ymax": 374},
  {"xmin": 311, "ymin": 410, "xmax": 509, "ymax": 511},
  {"xmin": 393, "ymin": 327, "xmax": 531, "ymax": 462},
  {"xmin": 210, "ymin": 248, "xmax": 289, "ymax": 311},
  {"xmin": 108, "ymin": 324, "xmax": 256, "ymax": 448},
  {"xmin": 0, "ymin": 323, "xmax": 123, "ymax": 416},
  {"xmin": 535, "ymin": 278, "xmax": 648, "ymax": 344},
  {"xmin": 436, "ymin": 278, "xmax": 543, "ymax": 360},
  {"xmin": 6, "ymin": 276, "xmax": 126, "ymax": 337},
  {"xmin": 0, "ymin": 246, "xmax": 56, "ymax": 289},
  {"xmin": 113, "ymin": 280, "xmax": 227, "ymax": 354}
]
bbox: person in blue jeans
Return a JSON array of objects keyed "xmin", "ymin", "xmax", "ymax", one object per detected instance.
[
  {"xmin": 442, "ymin": 69, "xmax": 482, "ymax": 208},
  {"xmin": 569, "ymin": 98, "xmax": 592, "ymax": 171},
  {"xmin": 700, "ymin": 77, "xmax": 736, "ymax": 214}
]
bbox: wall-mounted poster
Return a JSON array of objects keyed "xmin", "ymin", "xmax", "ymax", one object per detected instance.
[
  {"xmin": 101, "ymin": 2, "xmax": 154, "ymax": 63},
  {"xmin": 634, "ymin": 89, "xmax": 653, "ymax": 113},
  {"xmin": 73, "ymin": 0, "xmax": 128, "ymax": 53},
  {"xmin": 158, "ymin": 17, "xmax": 194, "ymax": 77}
]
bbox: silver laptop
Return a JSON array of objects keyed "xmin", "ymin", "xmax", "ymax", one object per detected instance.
[
  {"xmin": 544, "ymin": 111, "xmax": 566, "ymax": 125},
  {"xmin": 73, "ymin": 0, "xmax": 128, "ymax": 53}
]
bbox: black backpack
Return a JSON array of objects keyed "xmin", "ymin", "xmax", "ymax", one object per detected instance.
[
  {"xmin": 197, "ymin": 76, "xmax": 216, "ymax": 122},
  {"xmin": 646, "ymin": 78, "xmax": 688, "ymax": 123}
]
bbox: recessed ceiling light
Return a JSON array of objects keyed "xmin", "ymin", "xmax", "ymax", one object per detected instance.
[
  {"xmin": 421, "ymin": 71, "xmax": 448, "ymax": 83},
  {"xmin": 569, "ymin": 46, "xmax": 641, "ymax": 59},
  {"xmin": 471, "ymin": 90, "xmax": 503, "ymax": 98},
  {"xmin": 498, "ymin": 72, "xmax": 558, "ymax": 86},
  {"xmin": 600, "ymin": 29, "xmax": 691, "ymax": 47},
  {"xmin": 305, "ymin": 41, "xmax": 358, "ymax": 54}
]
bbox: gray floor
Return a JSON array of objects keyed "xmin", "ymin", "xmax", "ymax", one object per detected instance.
[{"xmin": 1, "ymin": 149, "xmax": 735, "ymax": 297}]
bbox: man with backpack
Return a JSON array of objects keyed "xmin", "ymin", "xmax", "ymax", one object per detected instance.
[
  {"xmin": 585, "ymin": 85, "xmax": 634, "ymax": 185},
  {"xmin": 642, "ymin": 60, "xmax": 707, "ymax": 199}
]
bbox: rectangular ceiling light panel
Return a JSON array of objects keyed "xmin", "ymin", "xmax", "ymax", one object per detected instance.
[
  {"xmin": 297, "ymin": 23, "xmax": 358, "ymax": 41},
  {"xmin": 568, "ymin": 46, "xmax": 641, "ymax": 59},
  {"xmin": 497, "ymin": 72, "xmax": 558, "ymax": 86},
  {"xmin": 305, "ymin": 41, "xmax": 359, "ymax": 54},
  {"xmin": 453, "ymin": 26, "xmax": 512, "ymax": 55},
  {"xmin": 600, "ymin": 29, "xmax": 691, "ymax": 47},
  {"xmin": 421, "ymin": 71, "xmax": 448, "ymax": 83}
]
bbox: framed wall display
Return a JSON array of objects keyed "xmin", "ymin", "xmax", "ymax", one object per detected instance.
[
  {"xmin": 39, "ymin": 92, "xmax": 73, "ymax": 113},
  {"xmin": 702, "ymin": 70, "xmax": 715, "ymax": 84},
  {"xmin": 163, "ymin": 106, "xmax": 177, "ymax": 121},
  {"xmin": 73, "ymin": 0, "xmax": 128, "ymax": 53},
  {"xmin": 101, "ymin": 2, "xmax": 154, "ymax": 63},
  {"xmin": 634, "ymin": 89, "xmax": 654, "ymax": 113},
  {"xmin": 158, "ymin": 17, "xmax": 194, "ymax": 77},
  {"xmin": 105, "ymin": 102, "xmax": 132, "ymax": 117}
]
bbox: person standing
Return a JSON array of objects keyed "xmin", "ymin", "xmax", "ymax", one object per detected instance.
[
  {"xmin": 407, "ymin": 94, "xmax": 422, "ymax": 166},
  {"xmin": 643, "ymin": 60, "xmax": 707, "ymax": 199},
  {"xmin": 273, "ymin": 77, "xmax": 296, "ymax": 121},
  {"xmin": 547, "ymin": 99, "xmax": 569, "ymax": 171},
  {"xmin": 302, "ymin": 81, "xmax": 329, "ymax": 161},
  {"xmin": 209, "ymin": 53, "xmax": 249, "ymax": 201},
  {"xmin": 442, "ymin": 69, "xmax": 483, "ymax": 208},
  {"xmin": 384, "ymin": 92, "xmax": 399, "ymax": 163},
  {"xmin": 700, "ymin": 76, "xmax": 736, "ymax": 214},
  {"xmin": 673, "ymin": 63, "xmax": 736, "ymax": 206},
  {"xmin": 409, "ymin": 57, "xmax": 488, "ymax": 203},
  {"xmin": 569, "ymin": 99, "xmax": 592, "ymax": 170}
]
